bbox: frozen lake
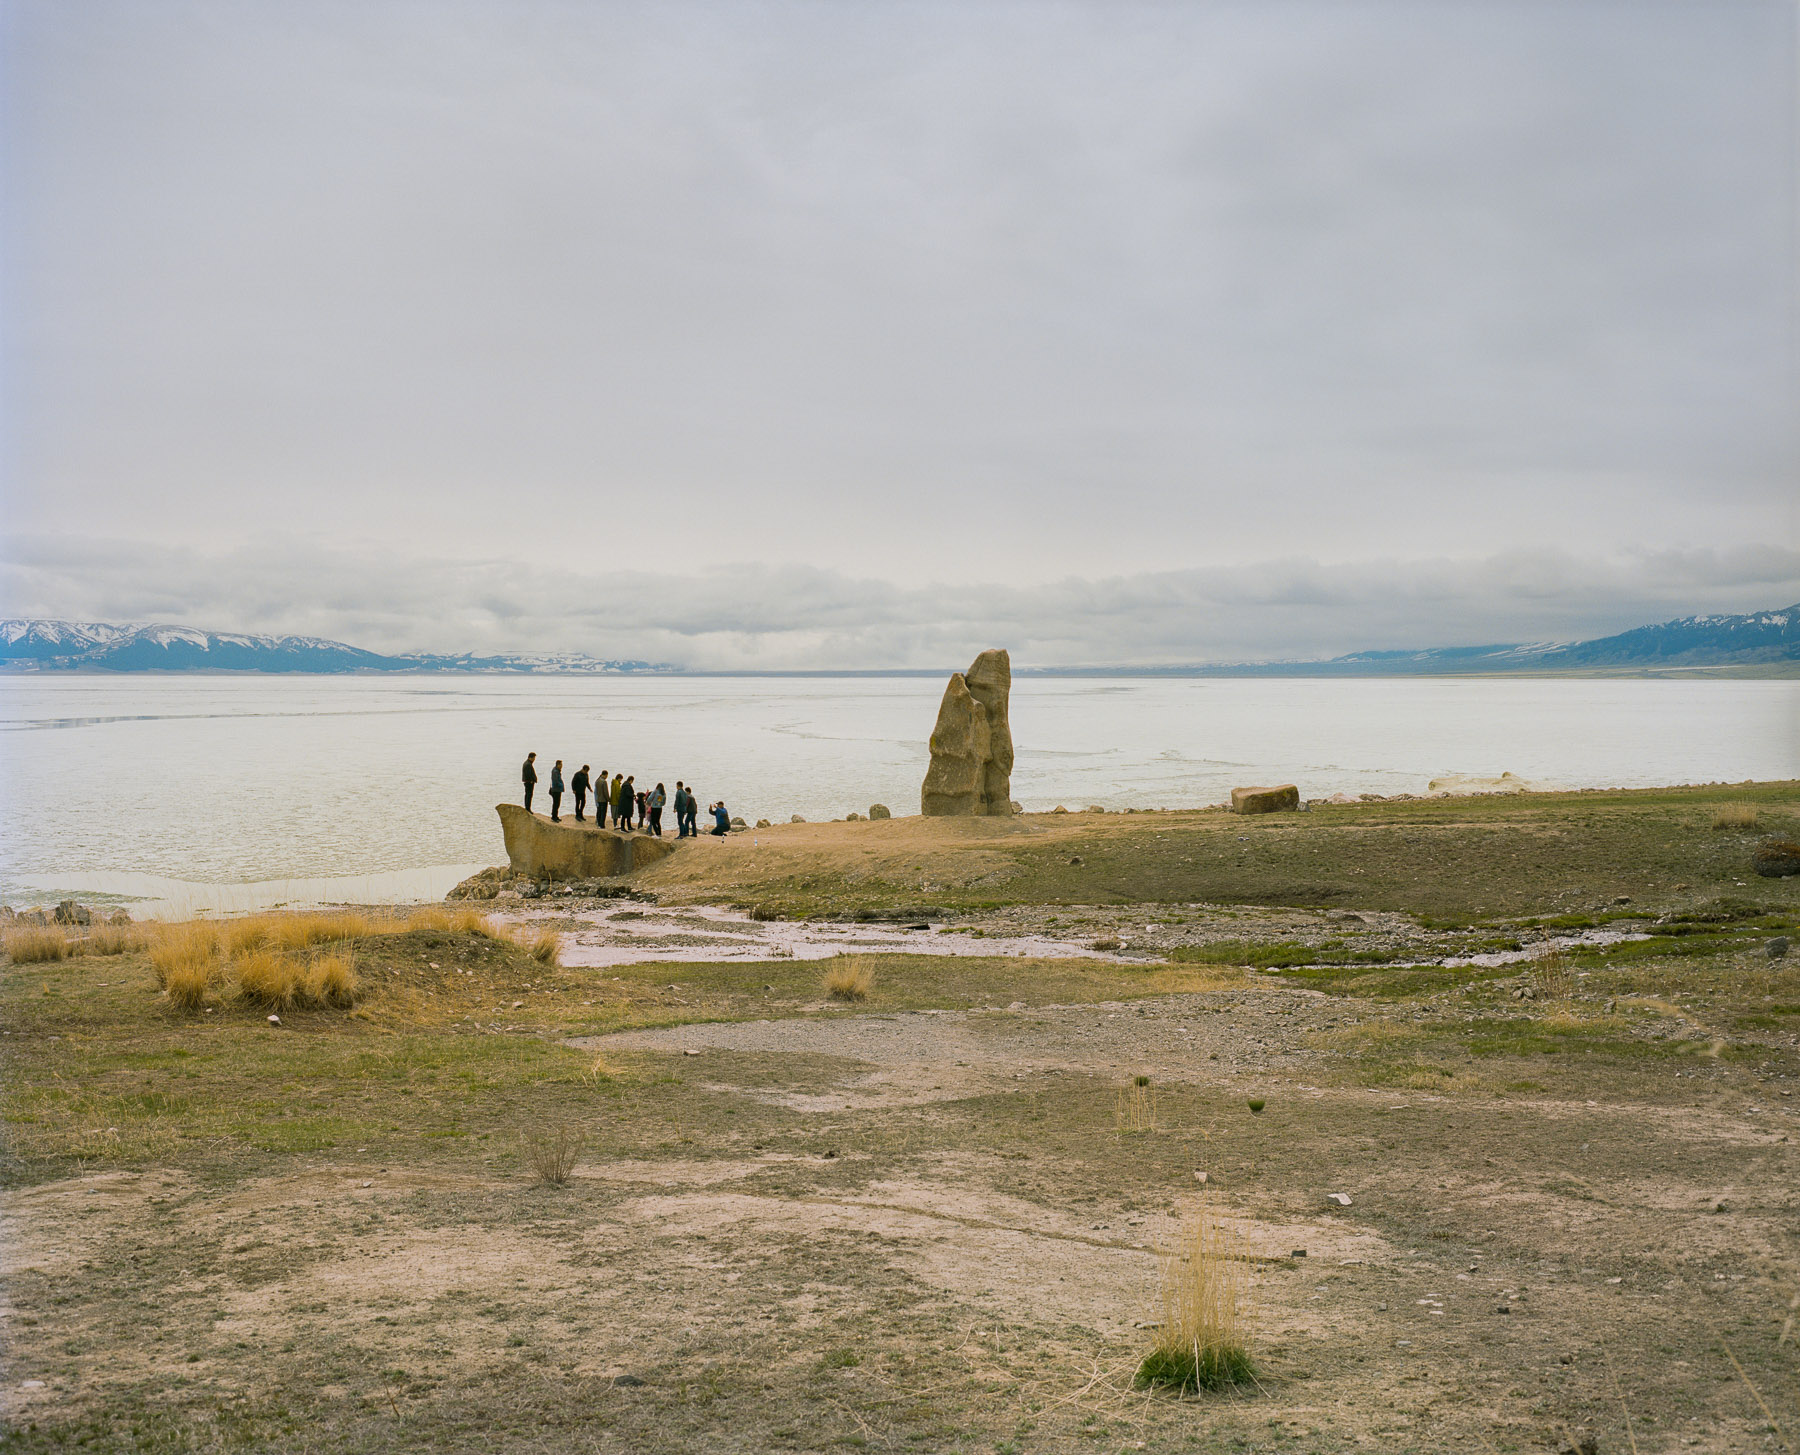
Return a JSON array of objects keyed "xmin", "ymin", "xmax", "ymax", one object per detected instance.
[{"xmin": 2, "ymin": 673, "xmax": 1794, "ymax": 912}]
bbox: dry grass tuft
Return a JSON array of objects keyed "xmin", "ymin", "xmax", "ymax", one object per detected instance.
[
  {"xmin": 1116, "ymin": 1073, "xmax": 1160, "ymax": 1133},
  {"xmin": 1711, "ymin": 803, "xmax": 1760, "ymax": 831},
  {"xmin": 1137, "ymin": 1202, "xmax": 1254, "ymax": 1393},
  {"xmin": 1532, "ymin": 951, "xmax": 1574, "ymax": 1001},
  {"xmin": 307, "ymin": 952, "xmax": 359, "ymax": 1007},
  {"xmin": 5, "ymin": 927, "xmax": 69, "ymax": 963},
  {"xmin": 151, "ymin": 923, "xmax": 222, "ymax": 1009},
  {"xmin": 525, "ymin": 1123, "xmax": 584, "ymax": 1186},
  {"xmin": 521, "ymin": 929, "xmax": 561, "ymax": 966},
  {"xmin": 409, "ymin": 905, "xmax": 505, "ymax": 939},
  {"xmin": 582, "ymin": 1054, "xmax": 621, "ymax": 1087},
  {"xmin": 86, "ymin": 925, "xmax": 140, "ymax": 956},
  {"xmin": 823, "ymin": 956, "xmax": 873, "ymax": 1001},
  {"xmin": 235, "ymin": 947, "xmax": 360, "ymax": 1009},
  {"xmin": 234, "ymin": 949, "xmax": 306, "ymax": 1008}
]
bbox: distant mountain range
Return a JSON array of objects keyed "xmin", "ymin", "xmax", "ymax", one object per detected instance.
[
  {"xmin": 0, "ymin": 620, "xmax": 668, "ymax": 674},
  {"xmin": 2, "ymin": 604, "xmax": 1795, "ymax": 674}
]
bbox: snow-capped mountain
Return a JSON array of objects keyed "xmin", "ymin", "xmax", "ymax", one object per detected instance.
[{"xmin": 0, "ymin": 621, "xmax": 670, "ymax": 673}]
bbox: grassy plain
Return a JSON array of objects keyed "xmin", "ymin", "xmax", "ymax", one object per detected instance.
[{"xmin": 3, "ymin": 783, "xmax": 1799, "ymax": 1453}]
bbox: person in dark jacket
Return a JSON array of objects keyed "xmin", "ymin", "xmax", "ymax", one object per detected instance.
[
  {"xmin": 571, "ymin": 765, "xmax": 590, "ymax": 822},
  {"xmin": 521, "ymin": 752, "xmax": 538, "ymax": 812},
  {"xmin": 616, "ymin": 774, "xmax": 635, "ymax": 830},
  {"xmin": 549, "ymin": 760, "xmax": 565, "ymax": 821},
  {"xmin": 710, "ymin": 801, "xmax": 730, "ymax": 836},
  {"xmin": 673, "ymin": 781, "xmax": 690, "ymax": 837},
  {"xmin": 594, "ymin": 770, "xmax": 609, "ymax": 827},
  {"xmin": 649, "ymin": 782, "xmax": 666, "ymax": 836}
]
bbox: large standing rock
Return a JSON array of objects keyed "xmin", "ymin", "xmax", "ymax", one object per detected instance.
[
  {"xmin": 496, "ymin": 804, "xmax": 680, "ymax": 879},
  {"xmin": 921, "ymin": 649, "xmax": 1015, "ymax": 816}
]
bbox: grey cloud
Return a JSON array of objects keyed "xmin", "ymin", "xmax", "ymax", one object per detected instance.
[
  {"xmin": 4, "ymin": 535, "xmax": 1795, "ymax": 669},
  {"xmin": 3, "ymin": 0, "xmax": 1793, "ymax": 594}
]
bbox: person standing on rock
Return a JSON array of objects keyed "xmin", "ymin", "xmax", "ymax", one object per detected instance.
[
  {"xmin": 616, "ymin": 774, "xmax": 635, "ymax": 831},
  {"xmin": 673, "ymin": 781, "xmax": 690, "ymax": 837},
  {"xmin": 549, "ymin": 760, "xmax": 565, "ymax": 822},
  {"xmin": 649, "ymin": 782, "xmax": 667, "ymax": 836},
  {"xmin": 571, "ymin": 765, "xmax": 590, "ymax": 822},
  {"xmin": 522, "ymin": 752, "xmax": 538, "ymax": 812},
  {"xmin": 594, "ymin": 770, "xmax": 609, "ymax": 827}
]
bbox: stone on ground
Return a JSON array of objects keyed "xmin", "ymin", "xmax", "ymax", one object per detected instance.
[{"xmin": 1231, "ymin": 784, "xmax": 1300, "ymax": 814}]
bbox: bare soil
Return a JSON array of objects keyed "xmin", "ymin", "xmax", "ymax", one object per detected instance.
[{"xmin": 4, "ymin": 787, "xmax": 1799, "ymax": 1453}]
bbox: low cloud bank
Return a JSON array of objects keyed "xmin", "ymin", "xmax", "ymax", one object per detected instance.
[{"xmin": 3, "ymin": 536, "xmax": 1796, "ymax": 670}]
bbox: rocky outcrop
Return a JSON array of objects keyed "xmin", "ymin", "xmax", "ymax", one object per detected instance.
[
  {"xmin": 1231, "ymin": 784, "xmax": 1300, "ymax": 814},
  {"xmin": 496, "ymin": 804, "xmax": 680, "ymax": 880},
  {"xmin": 1753, "ymin": 838, "xmax": 1800, "ymax": 878},
  {"xmin": 921, "ymin": 649, "xmax": 1015, "ymax": 816},
  {"xmin": 867, "ymin": 804, "xmax": 891, "ymax": 820}
]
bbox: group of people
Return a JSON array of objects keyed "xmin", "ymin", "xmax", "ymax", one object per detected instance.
[{"xmin": 520, "ymin": 753, "xmax": 732, "ymax": 837}]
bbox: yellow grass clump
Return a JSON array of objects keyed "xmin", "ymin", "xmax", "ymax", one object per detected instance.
[
  {"xmin": 87, "ymin": 924, "xmax": 140, "ymax": 956},
  {"xmin": 823, "ymin": 956, "xmax": 873, "ymax": 1001},
  {"xmin": 521, "ymin": 929, "xmax": 561, "ymax": 966},
  {"xmin": 235, "ymin": 948, "xmax": 360, "ymax": 1009},
  {"xmin": 409, "ymin": 905, "xmax": 505, "ymax": 939},
  {"xmin": 5, "ymin": 927, "xmax": 69, "ymax": 963},
  {"xmin": 525, "ymin": 1123, "xmax": 584, "ymax": 1186},
  {"xmin": 1137, "ymin": 1202, "xmax": 1254, "ymax": 1393},
  {"xmin": 150, "ymin": 923, "xmax": 222, "ymax": 1009},
  {"xmin": 1116, "ymin": 1073, "xmax": 1160, "ymax": 1133},
  {"xmin": 1711, "ymin": 803, "xmax": 1760, "ymax": 831},
  {"xmin": 1531, "ymin": 952, "xmax": 1574, "ymax": 1001}
]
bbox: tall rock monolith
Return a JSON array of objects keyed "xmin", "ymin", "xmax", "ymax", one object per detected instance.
[{"xmin": 921, "ymin": 649, "xmax": 1015, "ymax": 816}]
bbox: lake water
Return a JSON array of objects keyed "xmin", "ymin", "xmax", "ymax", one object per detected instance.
[{"xmin": 2, "ymin": 674, "xmax": 1794, "ymax": 914}]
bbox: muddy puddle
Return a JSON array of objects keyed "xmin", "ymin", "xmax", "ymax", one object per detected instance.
[{"xmin": 497, "ymin": 903, "xmax": 1148, "ymax": 968}]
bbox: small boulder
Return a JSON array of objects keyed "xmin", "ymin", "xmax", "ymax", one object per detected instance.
[
  {"xmin": 1085, "ymin": 804, "xmax": 1106, "ymax": 814},
  {"xmin": 730, "ymin": 817, "xmax": 747, "ymax": 829},
  {"xmin": 54, "ymin": 900, "xmax": 92, "ymax": 926},
  {"xmin": 1230, "ymin": 784, "xmax": 1299, "ymax": 815},
  {"xmin": 1768, "ymin": 937, "xmax": 1789, "ymax": 960},
  {"xmin": 1752, "ymin": 839, "xmax": 1800, "ymax": 878},
  {"xmin": 845, "ymin": 812, "xmax": 862, "ymax": 822},
  {"xmin": 1052, "ymin": 805, "xmax": 1068, "ymax": 814},
  {"xmin": 108, "ymin": 909, "xmax": 133, "ymax": 926},
  {"xmin": 790, "ymin": 815, "xmax": 807, "ymax": 824},
  {"xmin": 867, "ymin": 804, "xmax": 891, "ymax": 820},
  {"xmin": 755, "ymin": 818, "xmax": 771, "ymax": 829}
]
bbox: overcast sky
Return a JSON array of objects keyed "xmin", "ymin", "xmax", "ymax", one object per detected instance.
[{"xmin": 2, "ymin": 0, "xmax": 1795, "ymax": 666}]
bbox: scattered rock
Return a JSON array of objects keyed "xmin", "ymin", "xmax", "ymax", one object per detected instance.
[
  {"xmin": 107, "ymin": 909, "xmax": 133, "ymax": 925},
  {"xmin": 267, "ymin": 1015, "xmax": 281, "ymax": 1026},
  {"xmin": 754, "ymin": 818, "xmax": 771, "ymax": 829},
  {"xmin": 1052, "ymin": 805, "xmax": 1068, "ymax": 814},
  {"xmin": 790, "ymin": 815, "xmax": 806, "ymax": 823},
  {"xmin": 867, "ymin": 804, "xmax": 891, "ymax": 820},
  {"xmin": 54, "ymin": 900, "xmax": 91, "ymax": 926},
  {"xmin": 1767, "ymin": 937, "xmax": 1789, "ymax": 960},
  {"xmin": 612, "ymin": 1374, "xmax": 645, "ymax": 1388},
  {"xmin": 1193, "ymin": 1171, "xmax": 1207, "ymax": 1183},
  {"xmin": 1230, "ymin": 784, "xmax": 1299, "ymax": 814},
  {"xmin": 1085, "ymin": 805, "xmax": 1106, "ymax": 814},
  {"xmin": 1326, "ymin": 1193, "xmax": 1352, "ymax": 1207},
  {"xmin": 1751, "ymin": 838, "xmax": 1800, "ymax": 878},
  {"xmin": 730, "ymin": 817, "xmax": 747, "ymax": 829},
  {"xmin": 844, "ymin": 812, "xmax": 862, "ymax": 822},
  {"xmin": 921, "ymin": 649, "xmax": 1016, "ymax": 817}
]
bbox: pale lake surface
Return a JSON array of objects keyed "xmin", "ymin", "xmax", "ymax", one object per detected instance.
[{"xmin": 2, "ymin": 674, "xmax": 1795, "ymax": 915}]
